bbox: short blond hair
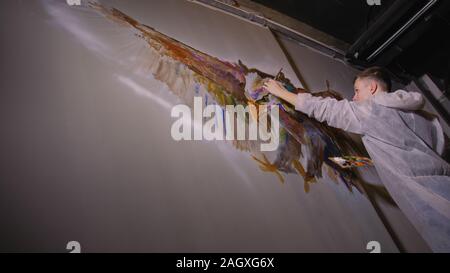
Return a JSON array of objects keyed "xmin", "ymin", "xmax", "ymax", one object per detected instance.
[{"xmin": 355, "ymin": 67, "xmax": 392, "ymax": 92}]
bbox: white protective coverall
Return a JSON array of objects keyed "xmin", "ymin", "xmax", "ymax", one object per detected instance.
[{"xmin": 295, "ymin": 89, "xmax": 450, "ymax": 252}]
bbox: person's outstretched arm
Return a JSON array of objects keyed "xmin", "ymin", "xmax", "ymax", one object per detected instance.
[{"xmin": 263, "ymin": 79, "xmax": 365, "ymax": 134}]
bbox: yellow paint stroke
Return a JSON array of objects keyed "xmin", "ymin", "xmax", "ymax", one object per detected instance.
[
  {"xmin": 247, "ymin": 100, "xmax": 258, "ymax": 123},
  {"xmin": 251, "ymin": 154, "xmax": 285, "ymax": 184},
  {"xmin": 292, "ymin": 159, "xmax": 317, "ymax": 193}
]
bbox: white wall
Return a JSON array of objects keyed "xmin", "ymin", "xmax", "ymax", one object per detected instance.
[{"xmin": 0, "ymin": 0, "xmax": 430, "ymax": 252}]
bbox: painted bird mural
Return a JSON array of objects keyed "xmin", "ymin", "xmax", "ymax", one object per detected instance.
[{"xmin": 43, "ymin": 0, "xmax": 381, "ymax": 195}]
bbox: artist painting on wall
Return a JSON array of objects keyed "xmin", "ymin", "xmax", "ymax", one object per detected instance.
[{"xmin": 263, "ymin": 67, "xmax": 450, "ymax": 252}]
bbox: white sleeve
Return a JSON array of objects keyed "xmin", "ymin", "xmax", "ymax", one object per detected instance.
[
  {"xmin": 295, "ymin": 93, "xmax": 365, "ymax": 134},
  {"xmin": 431, "ymin": 117, "xmax": 445, "ymax": 156}
]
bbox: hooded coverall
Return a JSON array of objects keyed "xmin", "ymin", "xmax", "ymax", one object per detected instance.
[{"xmin": 295, "ymin": 89, "xmax": 450, "ymax": 252}]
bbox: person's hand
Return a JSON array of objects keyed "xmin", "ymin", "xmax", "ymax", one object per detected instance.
[
  {"xmin": 263, "ymin": 78, "xmax": 298, "ymax": 106},
  {"xmin": 263, "ymin": 79, "xmax": 285, "ymax": 97}
]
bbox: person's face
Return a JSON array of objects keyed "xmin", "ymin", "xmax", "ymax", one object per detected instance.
[{"xmin": 353, "ymin": 78, "xmax": 377, "ymax": 102}]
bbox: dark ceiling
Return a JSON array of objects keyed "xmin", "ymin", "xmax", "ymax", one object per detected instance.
[
  {"xmin": 253, "ymin": 0, "xmax": 449, "ymax": 82},
  {"xmin": 253, "ymin": 0, "xmax": 396, "ymax": 44}
]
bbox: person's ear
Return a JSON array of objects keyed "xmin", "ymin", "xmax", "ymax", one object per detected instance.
[{"xmin": 370, "ymin": 81, "xmax": 378, "ymax": 95}]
